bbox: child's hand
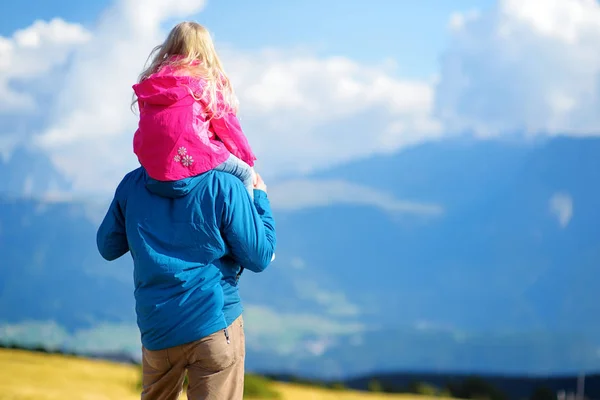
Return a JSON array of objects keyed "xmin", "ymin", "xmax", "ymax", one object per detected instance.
[{"xmin": 253, "ymin": 172, "xmax": 267, "ymax": 193}]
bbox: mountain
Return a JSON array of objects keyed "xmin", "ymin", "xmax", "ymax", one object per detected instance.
[
  {"xmin": 1, "ymin": 137, "xmax": 600, "ymax": 379},
  {"xmin": 282, "ymin": 137, "xmax": 600, "ymax": 333}
]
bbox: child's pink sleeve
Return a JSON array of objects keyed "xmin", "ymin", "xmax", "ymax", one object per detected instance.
[{"xmin": 210, "ymin": 113, "xmax": 257, "ymax": 167}]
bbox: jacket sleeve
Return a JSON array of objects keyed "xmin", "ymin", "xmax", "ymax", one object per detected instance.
[
  {"xmin": 220, "ymin": 184, "xmax": 276, "ymax": 272},
  {"xmin": 210, "ymin": 112, "xmax": 257, "ymax": 167},
  {"xmin": 96, "ymin": 186, "xmax": 129, "ymax": 261}
]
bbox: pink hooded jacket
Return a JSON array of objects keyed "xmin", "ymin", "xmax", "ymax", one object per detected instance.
[{"xmin": 132, "ymin": 65, "xmax": 256, "ymax": 182}]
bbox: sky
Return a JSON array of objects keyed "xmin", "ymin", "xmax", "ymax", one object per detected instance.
[
  {"xmin": 0, "ymin": 0, "xmax": 494, "ymax": 77},
  {"xmin": 1, "ymin": 0, "xmax": 600, "ymax": 195}
]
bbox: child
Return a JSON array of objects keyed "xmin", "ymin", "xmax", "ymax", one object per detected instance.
[{"xmin": 131, "ymin": 21, "xmax": 257, "ymax": 198}]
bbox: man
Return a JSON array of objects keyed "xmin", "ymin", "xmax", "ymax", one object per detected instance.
[{"xmin": 96, "ymin": 167, "xmax": 276, "ymax": 400}]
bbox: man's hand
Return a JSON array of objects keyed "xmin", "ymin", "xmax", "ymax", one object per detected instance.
[{"xmin": 253, "ymin": 172, "xmax": 267, "ymax": 193}]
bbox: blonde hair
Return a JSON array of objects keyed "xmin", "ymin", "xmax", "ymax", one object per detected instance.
[{"xmin": 132, "ymin": 22, "xmax": 238, "ymax": 118}]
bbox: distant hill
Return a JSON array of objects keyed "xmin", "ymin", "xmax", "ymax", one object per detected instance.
[
  {"xmin": 1, "ymin": 136, "xmax": 600, "ymax": 378},
  {"xmin": 344, "ymin": 371, "xmax": 596, "ymax": 400},
  {"xmin": 263, "ymin": 370, "xmax": 596, "ymax": 400}
]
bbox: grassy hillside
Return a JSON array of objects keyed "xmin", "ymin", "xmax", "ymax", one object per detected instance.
[
  {"xmin": 0, "ymin": 348, "xmax": 139, "ymax": 399},
  {"xmin": 0, "ymin": 348, "xmax": 454, "ymax": 399}
]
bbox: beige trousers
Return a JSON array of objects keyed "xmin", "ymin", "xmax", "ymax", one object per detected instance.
[{"xmin": 141, "ymin": 316, "xmax": 245, "ymax": 400}]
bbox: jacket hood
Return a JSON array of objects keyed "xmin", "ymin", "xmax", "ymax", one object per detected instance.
[
  {"xmin": 133, "ymin": 74, "xmax": 195, "ymax": 106},
  {"xmin": 133, "ymin": 58, "xmax": 205, "ymax": 106},
  {"xmin": 144, "ymin": 169, "xmax": 205, "ymax": 198}
]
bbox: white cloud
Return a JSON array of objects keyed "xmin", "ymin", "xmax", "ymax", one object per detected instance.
[
  {"xmin": 289, "ymin": 257, "xmax": 306, "ymax": 270},
  {"xmin": 436, "ymin": 0, "xmax": 600, "ymax": 138},
  {"xmin": 0, "ymin": 320, "xmax": 141, "ymax": 357},
  {"xmin": 0, "ymin": 18, "xmax": 91, "ymax": 113},
  {"xmin": 27, "ymin": 0, "xmax": 208, "ymax": 193},
  {"xmin": 36, "ymin": 0, "xmax": 207, "ymax": 147},
  {"xmin": 269, "ymin": 179, "xmax": 444, "ymax": 216},
  {"xmin": 304, "ymin": 338, "xmax": 330, "ymax": 356},
  {"xmin": 68, "ymin": 322, "xmax": 141, "ymax": 354},
  {"xmin": 448, "ymin": 9, "xmax": 481, "ymax": 31},
  {"xmin": 1, "ymin": 0, "xmax": 441, "ymax": 195},
  {"xmin": 0, "ymin": 308, "xmax": 360, "ymax": 360},
  {"xmin": 0, "ymin": 320, "xmax": 68, "ymax": 350},
  {"xmin": 243, "ymin": 304, "xmax": 364, "ymax": 355},
  {"xmin": 549, "ymin": 192, "xmax": 573, "ymax": 228},
  {"xmin": 3, "ymin": 0, "xmax": 599, "ymax": 196},
  {"xmin": 293, "ymin": 280, "xmax": 361, "ymax": 317},
  {"xmin": 37, "ymin": 41, "xmax": 439, "ymax": 193},
  {"xmin": 224, "ymin": 49, "xmax": 442, "ymax": 177}
]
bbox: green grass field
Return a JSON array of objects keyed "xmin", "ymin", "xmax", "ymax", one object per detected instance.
[{"xmin": 0, "ymin": 348, "xmax": 455, "ymax": 399}]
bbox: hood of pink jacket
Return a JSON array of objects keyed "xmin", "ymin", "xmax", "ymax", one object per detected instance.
[{"xmin": 133, "ymin": 74, "xmax": 198, "ymax": 106}]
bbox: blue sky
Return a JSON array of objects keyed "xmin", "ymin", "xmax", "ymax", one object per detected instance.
[
  {"xmin": 1, "ymin": 0, "xmax": 599, "ymax": 196},
  {"xmin": 0, "ymin": 0, "xmax": 494, "ymax": 78},
  {"xmin": 197, "ymin": 0, "xmax": 497, "ymax": 78}
]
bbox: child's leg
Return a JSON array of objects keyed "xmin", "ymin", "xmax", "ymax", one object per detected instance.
[{"xmin": 213, "ymin": 154, "xmax": 255, "ymax": 199}]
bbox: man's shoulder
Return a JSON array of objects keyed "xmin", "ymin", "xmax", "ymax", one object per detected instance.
[
  {"xmin": 115, "ymin": 167, "xmax": 145, "ymax": 195},
  {"xmin": 193, "ymin": 170, "xmax": 250, "ymax": 206},
  {"xmin": 204, "ymin": 170, "xmax": 247, "ymax": 192},
  {"xmin": 125, "ymin": 166, "xmax": 145, "ymax": 180}
]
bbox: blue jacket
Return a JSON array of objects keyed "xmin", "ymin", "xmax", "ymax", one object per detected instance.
[{"xmin": 96, "ymin": 167, "xmax": 276, "ymax": 351}]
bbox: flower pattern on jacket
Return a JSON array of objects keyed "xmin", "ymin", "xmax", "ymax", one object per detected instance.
[{"xmin": 173, "ymin": 147, "xmax": 193, "ymax": 167}]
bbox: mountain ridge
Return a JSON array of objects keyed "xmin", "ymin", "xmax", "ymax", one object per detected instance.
[{"xmin": 2, "ymin": 136, "xmax": 600, "ymax": 378}]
